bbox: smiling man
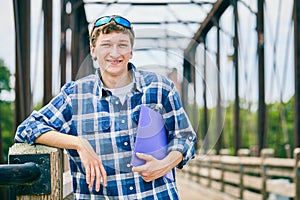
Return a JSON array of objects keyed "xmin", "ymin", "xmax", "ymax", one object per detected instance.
[{"xmin": 15, "ymin": 15, "xmax": 196, "ymax": 199}]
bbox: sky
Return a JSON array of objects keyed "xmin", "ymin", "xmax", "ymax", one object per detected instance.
[{"xmin": 0, "ymin": 0, "xmax": 295, "ymax": 109}]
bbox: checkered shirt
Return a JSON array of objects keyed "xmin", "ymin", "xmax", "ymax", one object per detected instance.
[{"xmin": 15, "ymin": 63, "xmax": 196, "ymax": 200}]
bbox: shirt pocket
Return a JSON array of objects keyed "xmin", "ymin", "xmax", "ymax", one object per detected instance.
[{"xmin": 82, "ymin": 116, "xmax": 111, "ymax": 135}]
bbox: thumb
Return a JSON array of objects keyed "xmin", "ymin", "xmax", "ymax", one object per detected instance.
[{"xmin": 136, "ymin": 152, "xmax": 154, "ymax": 161}]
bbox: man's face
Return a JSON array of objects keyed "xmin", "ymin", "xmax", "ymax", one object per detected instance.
[{"xmin": 91, "ymin": 32, "xmax": 133, "ymax": 77}]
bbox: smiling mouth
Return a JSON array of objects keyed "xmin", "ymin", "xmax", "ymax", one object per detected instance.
[{"xmin": 108, "ymin": 60, "xmax": 122, "ymax": 65}]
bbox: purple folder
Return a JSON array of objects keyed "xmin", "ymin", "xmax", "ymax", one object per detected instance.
[{"xmin": 131, "ymin": 105, "xmax": 174, "ymax": 181}]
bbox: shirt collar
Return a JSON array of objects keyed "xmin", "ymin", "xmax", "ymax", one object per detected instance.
[
  {"xmin": 130, "ymin": 63, "xmax": 143, "ymax": 93},
  {"xmin": 96, "ymin": 62, "xmax": 142, "ymax": 98}
]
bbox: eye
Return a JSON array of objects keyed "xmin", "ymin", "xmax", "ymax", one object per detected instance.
[
  {"xmin": 119, "ymin": 43, "xmax": 128, "ymax": 48},
  {"xmin": 100, "ymin": 43, "xmax": 111, "ymax": 47}
]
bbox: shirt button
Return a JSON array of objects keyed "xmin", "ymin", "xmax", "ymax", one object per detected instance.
[
  {"xmin": 189, "ymin": 136, "xmax": 193, "ymax": 140},
  {"xmin": 115, "ymin": 101, "xmax": 119, "ymax": 105},
  {"xmin": 129, "ymin": 186, "xmax": 134, "ymax": 190},
  {"xmin": 127, "ymin": 163, "xmax": 131, "ymax": 168},
  {"xmin": 121, "ymin": 119, "xmax": 125, "ymax": 124},
  {"xmin": 124, "ymin": 141, "xmax": 128, "ymax": 146}
]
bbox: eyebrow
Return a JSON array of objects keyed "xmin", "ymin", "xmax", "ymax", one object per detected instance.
[
  {"xmin": 99, "ymin": 39, "xmax": 130, "ymax": 43},
  {"xmin": 119, "ymin": 40, "xmax": 130, "ymax": 43}
]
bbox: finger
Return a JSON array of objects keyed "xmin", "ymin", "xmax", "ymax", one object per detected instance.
[
  {"xmin": 136, "ymin": 153, "xmax": 154, "ymax": 161},
  {"xmin": 132, "ymin": 165, "xmax": 144, "ymax": 173},
  {"xmin": 132, "ymin": 166, "xmax": 138, "ymax": 172},
  {"xmin": 142, "ymin": 176, "xmax": 152, "ymax": 182},
  {"xmin": 86, "ymin": 165, "xmax": 91, "ymax": 185},
  {"xmin": 100, "ymin": 164, "xmax": 107, "ymax": 187},
  {"xmin": 89, "ymin": 166, "xmax": 95, "ymax": 190},
  {"xmin": 95, "ymin": 165, "xmax": 101, "ymax": 192}
]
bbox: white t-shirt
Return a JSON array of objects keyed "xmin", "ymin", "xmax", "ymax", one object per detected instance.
[{"xmin": 109, "ymin": 82, "xmax": 134, "ymax": 104}]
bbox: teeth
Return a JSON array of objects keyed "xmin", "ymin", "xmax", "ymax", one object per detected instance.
[{"xmin": 110, "ymin": 60, "xmax": 121, "ymax": 64}]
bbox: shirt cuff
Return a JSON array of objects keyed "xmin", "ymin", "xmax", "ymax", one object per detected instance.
[{"xmin": 167, "ymin": 132, "xmax": 196, "ymax": 169}]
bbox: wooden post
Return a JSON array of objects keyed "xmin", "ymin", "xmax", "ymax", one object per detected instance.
[
  {"xmin": 261, "ymin": 148, "xmax": 274, "ymax": 158},
  {"xmin": 294, "ymin": 148, "xmax": 300, "ymax": 200},
  {"xmin": 220, "ymin": 162, "xmax": 225, "ymax": 193},
  {"xmin": 239, "ymin": 163, "xmax": 244, "ymax": 199},
  {"xmin": 261, "ymin": 148, "xmax": 273, "ymax": 200},
  {"xmin": 8, "ymin": 143, "xmax": 63, "ymax": 200},
  {"xmin": 237, "ymin": 148, "xmax": 250, "ymax": 157},
  {"xmin": 207, "ymin": 156, "xmax": 212, "ymax": 188}
]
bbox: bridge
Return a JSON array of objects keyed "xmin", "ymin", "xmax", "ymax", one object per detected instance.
[
  {"xmin": 1, "ymin": 0, "xmax": 300, "ymax": 199},
  {"xmin": 3, "ymin": 144, "xmax": 300, "ymax": 199}
]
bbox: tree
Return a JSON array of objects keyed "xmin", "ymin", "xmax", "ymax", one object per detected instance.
[{"xmin": 0, "ymin": 59, "xmax": 13, "ymax": 164}]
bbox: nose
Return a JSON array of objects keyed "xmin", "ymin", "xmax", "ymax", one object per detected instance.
[{"xmin": 109, "ymin": 45, "xmax": 120, "ymax": 57}]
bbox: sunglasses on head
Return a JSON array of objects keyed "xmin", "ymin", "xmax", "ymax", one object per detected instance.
[{"xmin": 92, "ymin": 16, "xmax": 132, "ymax": 32}]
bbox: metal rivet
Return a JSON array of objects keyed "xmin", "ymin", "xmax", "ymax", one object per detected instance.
[
  {"xmin": 42, "ymin": 184, "xmax": 48, "ymax": 191},
  {"xmin": 13, "ymin": 158, "xmax": 21, "ymax": 164},
  {"xmin": 39, "ymin": 157, "xmax": 46, "ymax": 164}
]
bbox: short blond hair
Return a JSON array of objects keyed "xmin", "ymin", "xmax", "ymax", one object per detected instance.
[{"xmin": 89, "ymin": 20, "xmax": 135, "ymax": 48}]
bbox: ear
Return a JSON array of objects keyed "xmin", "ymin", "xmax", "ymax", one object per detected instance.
[
  {"xmin": 90, "ymin": 44, "xmax": 97, "ymax": 60},
  {"xmin": 129, "ymin": 50, "xmax": 133, "ymax": 59}
]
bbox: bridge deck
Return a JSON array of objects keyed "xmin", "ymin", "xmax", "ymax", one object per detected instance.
[
  {"xmin": 177, "ymin": 172, "xmax": 234, "ymax": 200},
  {"xmin": 63, "ymin": 173, "xmax": 231, "ymax": 200}
]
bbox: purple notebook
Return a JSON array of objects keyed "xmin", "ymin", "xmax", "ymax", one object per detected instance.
[{"xmin": 131, "ymin": 105, "xmax": 174, "ymax": 181}]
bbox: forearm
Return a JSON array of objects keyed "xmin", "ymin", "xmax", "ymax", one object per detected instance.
[
  {"xmin": 36, "ymin": 130, "xmax": 107, "ymax": 190},
  {"xmin": 35, "ymin": 130, "xmax": 80, "ymax": 150},
  {"xmin": 163, "ymin": 150, "xmax": 183, "ymax": 170}
]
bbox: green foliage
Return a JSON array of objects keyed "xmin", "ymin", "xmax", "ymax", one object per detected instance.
[
  {"xmin": 266, "ymin": 99, "xmax": 294, "ymax": 157},
  {"xmin": 194, "ymin": 97, "xmax": 295, "ymax": 158},
  {"xmin": 0, "ymin": 59, "xmax": 14, "ymax": 163},
  {"xmin": 0, "ymin": 101, "xmax": 14, "ymax": 161},
  {"xmin": 0, "ymin": 60, "xmax": 11, "ymax": 92}
]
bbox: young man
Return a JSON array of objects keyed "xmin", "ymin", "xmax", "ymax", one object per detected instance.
[{"xmin": 15, "ymin": 15, "xmax": 196, "ymax": 199}]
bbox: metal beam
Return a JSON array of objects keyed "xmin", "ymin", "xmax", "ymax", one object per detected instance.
[
  {"xmin": 203, "ymin": 40, "xmax": 209, "ymax": 153},
  {"xmin": 132, "ymin": 21, "xmax": 202, "ymax": 25},
  {"xmin": 184, "ymin": 0, "xmax": 230, "ymax": 54},
  {"xmin": 257, "ymin": 0, "xmax": 266, "ymax": 154},
  {"xmin": 294, "ymin": 0, "xmax": 300, "ymax": 147},
  {"xmin": 60, "ymin": 0, "xmax": 68, "ymax": 87},
  {"xmin": 182, "ymin": 53, "xmax": 192, "ymax": 111},
  {"xmin": 69, "ymin": 0, "xmax": 91, "ymax": 80},
  {"xmin": 233, "ymin": 0, "xmax": 240, "ymax": 156},
  {"xmin": 43, "ymin": 0, "xmax": 53, "ymax": 105},
  {"xmin": 135, "ymin": 36, "xmax": 190, "ymax": 40},
  {"xmin": 84, "ymin": 1, "xmax": 214, "ymax": 6},
  {"xmin": 13, "ymin": 0, "xmax": 31, "ymax": 129},
  {"xmin": 216, "ymin": 20, "xmax": 222, "ymax": 155}
]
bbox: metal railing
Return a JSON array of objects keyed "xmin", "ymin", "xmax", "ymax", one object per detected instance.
[
  {"xmin": 0, "ymin": 162, "xmax": 41, "ymax": 185},
  {"xmin": 2, "ymin": 143, "xmax": 71, "ymax": 200}
]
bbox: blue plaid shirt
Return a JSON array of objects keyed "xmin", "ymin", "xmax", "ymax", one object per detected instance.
[{"xmin": 15, "ymin": 63, "xmax": 196, "ymax": 200}]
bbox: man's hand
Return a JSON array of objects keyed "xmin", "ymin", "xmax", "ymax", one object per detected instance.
[
  {"xmin": 131, "ymin": 151, "xmax": 182, "ymax": 182},
  {"xmin": 132, "ymin": 153, "xmax": 168, "ymax": 182},
  {"xmin": 35, "ymin": 131, "xmax": 107, "ymax": 192},
  {"xmin": 77, "ymin": 137, "xmax": 107, "ymax": 191}
]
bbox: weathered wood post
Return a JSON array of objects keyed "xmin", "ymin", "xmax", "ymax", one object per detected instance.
[
  {"xmin": 8, "ymin": 143, "xmax": 63, "ymax": 200},
  {"xmin": 294, "ymin": 148, "xmax": 300, "ymax": 200},
  {"xmin": 261, "ymin": 148, "xmax": 274, "ymax": 200}
]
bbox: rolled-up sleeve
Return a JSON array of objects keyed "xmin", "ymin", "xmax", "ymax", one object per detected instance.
[
  {"xmin": 14, "ymin": 82, "xmax": 74, "ymax": 144},
  {"xmin": 163, "ymin": 84, "xmax": 197, "ymax": 169}
]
